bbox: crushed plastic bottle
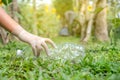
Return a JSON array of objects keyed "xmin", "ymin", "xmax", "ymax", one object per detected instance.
[
  {"xmin": 16, "ymin": 49, "xmax": 23, "ymax": 56},
  {"xmin": 49, "ymin": 43, "xmax": 85, "ymax": 61}
]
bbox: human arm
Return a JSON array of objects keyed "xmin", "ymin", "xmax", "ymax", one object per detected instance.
[{"xmin": 0, "ymin": 7, "xmax": 56, "ymax": 57}]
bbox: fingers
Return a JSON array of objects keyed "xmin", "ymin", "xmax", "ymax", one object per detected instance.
[
  {"xmin": 32, "ymin": 44, "xmax": 43, "ymax": 57},
  {"xmin": 32, "ymin": 45, "xmax": 38, "ymax": 57},
  {"xmin": 36, "ymin": 46, "xmax": 43, "ymax": 57},
  {"xmin": 41, "ymin": 42, "xmax": 49, "ymax": 56},
  {"xmin": 31, "ymin": 37, "xmax": 56, "ymax": 57},
  {"xmin": 44, "ymin": 38, "xmax": 57, "ymax": 48}
]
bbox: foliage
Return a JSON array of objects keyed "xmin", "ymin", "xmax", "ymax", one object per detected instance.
[
  {"xmin": 0, "ymin": 37, "xmax": 120, "ymax": 80},
  {"xmin": 53, "ymin": 0, "xmax": 73, "ymax": 17},
  {"xmin": 107, "ymin": 0, "xmax": 120, "ymax": 45},
  {"xmin": 2, "ymin": 0, "xmax": 12, "ymax": 5},
  {"xmin": 19, "ymin": 3, "xmax": 60, "ymax": 38},
  {"xmin": 1, "ymin": 0, "xmax": 120, "ymax": 79}
]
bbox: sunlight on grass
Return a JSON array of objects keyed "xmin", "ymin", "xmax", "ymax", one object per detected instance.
[
  {"xmin": 0, "ymin": 37, "xmax": 120, "ymax": 80},
  {"xmin": 52, "ymin": 36, "xmax": 80, "ymax": 44}
]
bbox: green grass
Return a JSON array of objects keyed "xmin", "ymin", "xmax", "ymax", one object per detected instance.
[
  {"xmin": 52, "ymin": 36, "xmax": 80, "ymax": 44},
  {"xmin": 0, "ymin": 36, "xmax": 120, "ymax": 80}
]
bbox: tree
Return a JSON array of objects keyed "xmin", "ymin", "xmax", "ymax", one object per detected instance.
[
  {"xmin": 94, "ymin": 0, "xmax": 109, "ymax": 41},
  {"xmin": 53, "ymin": 0, "xmax": 110, "ymax": 42},
  {"xmin": 65, "ymin": 0, "xmax": 110, "ymax": 42},
  {"xmin": 53, "ymin": 0, "xmax": 73, "ymax": 25}
]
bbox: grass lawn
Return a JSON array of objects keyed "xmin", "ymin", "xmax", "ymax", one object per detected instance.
[{"xmin": 0, "ymin": 36, "xmax": 120, "ymax": 80}]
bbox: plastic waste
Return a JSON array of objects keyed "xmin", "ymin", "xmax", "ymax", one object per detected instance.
[{"xmin": 49, "ymin": 43, "xmax": 85, "ymax": 61}]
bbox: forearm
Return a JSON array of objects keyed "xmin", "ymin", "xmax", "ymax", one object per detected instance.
[
  {"xmin": 0, "ymin": 8, "xmax": 56, "ymax": 57},
  {"xmin": 0, "ymin": 7, "xmax": 24, "ymax": 36}
]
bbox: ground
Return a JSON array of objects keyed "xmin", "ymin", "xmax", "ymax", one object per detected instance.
[{"xmin": 0, "ymin": 36, "xmax": 120, "ymax": 80}]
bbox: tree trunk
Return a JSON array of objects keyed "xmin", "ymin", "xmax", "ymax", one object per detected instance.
[
  {"xmin": 95, "ymin": 0, "xmax": 109, "ymax": 41},
  {"xmin": 79, "ymin": 0, "xmax": 95, "ymax": 42},
  {"xmin": 78, "ymin": 0, "xmax": 109, "ymax": 42},
  {"xmin": 79, "ymin": 0, "xmax": 87, "ymax": 41}
]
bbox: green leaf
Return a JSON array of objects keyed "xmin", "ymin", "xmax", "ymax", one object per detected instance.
[
  {"xmin": 2, "ymin": 0, "xmax": 12, "ymax": 5},
  {"xmin": 94, "ymin": 7, "xmax": 105, "ymax": 14}
]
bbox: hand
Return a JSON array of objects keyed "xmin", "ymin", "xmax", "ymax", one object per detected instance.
[
  {"xmin": 17, "ymin": 30, "xmax": 56, "ymax": 57},
  {"xmin": 0, "ymin": 7, "xmax": 56, "ymax": 56}
]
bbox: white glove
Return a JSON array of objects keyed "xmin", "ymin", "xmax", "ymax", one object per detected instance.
[{"xmin": 16, "ymin": 29, "xmax": 56, "ymax": 57}]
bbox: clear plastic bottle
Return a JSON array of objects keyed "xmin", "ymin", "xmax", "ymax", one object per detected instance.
[{"xmin": 49, "ymin": 43, "xmax": 85, "ymax": 61}]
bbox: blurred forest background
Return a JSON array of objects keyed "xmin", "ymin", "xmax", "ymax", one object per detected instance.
[
  {"xmin": 1, "ymin": 1, "xmax": 120, "ymax": 79},
  {"xmin": 0, "ymin": 0, "xmax": 120, "ymax": 44}
]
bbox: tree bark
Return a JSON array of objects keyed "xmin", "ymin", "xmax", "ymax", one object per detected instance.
[
  {"xmin": 78, "ymin": 0, "xmax": 109, "ymax": 42},
  {"xmin": 95, "ymin": 0, "xmax": 109, "ymax": 41},
  {"xmin": 79, "ymin": 0, "xmax": 87, "ymax": 41}
]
